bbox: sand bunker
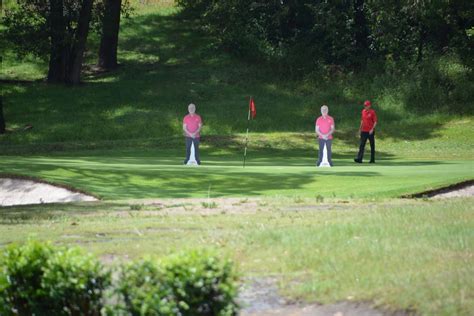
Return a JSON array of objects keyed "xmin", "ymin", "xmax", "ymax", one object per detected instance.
[
  {"xmin": 431, "ymin": 184, "xmax": 474, "ymax": 199},
  {"xmin": 0, "ymin": 178, "xmax": 97, "ymax": 207}
]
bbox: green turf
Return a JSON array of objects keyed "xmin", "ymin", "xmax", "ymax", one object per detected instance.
[
  {"xmin": 1, "ymin": 148, "xmax": 472, "ymax": 199},
  {"xmin": 1, "ymin": 198, "xmax": 472, "ymax": 315}
]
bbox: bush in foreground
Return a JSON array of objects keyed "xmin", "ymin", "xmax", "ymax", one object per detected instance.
[
  {"xmin": 0, "ymin": 242, "xmax": 239, "ymax": 316},
  {"xmin": 0, "ymin": 241, "xmax": 110, "ymax": 315},
  {"xmin": 114, "ymin": 251, "xmax": 239, "ymax": 316}
]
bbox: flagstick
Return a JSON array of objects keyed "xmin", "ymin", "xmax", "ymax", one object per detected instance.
[{"xmin": 243, "ymin": 97, "xmax": 251, "ymax": 168}]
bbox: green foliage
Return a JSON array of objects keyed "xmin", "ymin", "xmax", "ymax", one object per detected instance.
[
  {"xmin": 0, "ymin": 241, "xmax": 53, "ymax": 315},
  {"xmin": 404, "ymin": 54, "xmax": 474, "ymax": 113},
  {"xmin": 201, "ymin": 201, "xmax": 218, "ymax": 209},
  {"xmin": 114, "ymin": 259, "xmax": 178, "ymax": 315},
  {"xmin": 0, "ymin": 241, "xmax": 239, "ymax": 316},
  {"xmin": 0, "ymin": 241, "xmax": 110, "ymax": 315},
  {"xmin": 177, "ymin": 0, "xmax": 474, "ymax": 72},
  {"xmin": 114, "ymin": 251, "xmax": 239, "ymax": 315},
  {"xmin": 1, "ymin": 0, "xmax": 133, "ymax": 63},
  {"xmin": 1, "ymin": 2, "xmax": 49, "ymax": 59},
  {"xmin": 41, "ymin": 248, "xmax": 111, "ymax": 315},
  {"xmin": 130, "ymin": 203, "xmax": 144, "ymax": 210}
]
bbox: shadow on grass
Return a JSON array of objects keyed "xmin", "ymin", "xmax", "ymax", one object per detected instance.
[
  {"xmin": 1, "ymin": 151, "xmax": 389, "ymax": 201},
  {"xmin": 1, "ymin": 10, "xmax": 446, "ymax": 149}
]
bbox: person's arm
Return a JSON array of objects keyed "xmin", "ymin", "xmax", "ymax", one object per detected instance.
[
  {"xmin": 192, "ymin": 117, "xmax": 203, "ymax": 138},
  {"xmin": 196, "ymin": 122, "xmax": 202, "ymax": 135},
  {"xmin": 315, "ymin": 125, "xmax": 324, "ymax": 138},
  {"xmin": 369, "ymin": 122, "xmax": 377, "ymax": 134},
  {"xmin": 369, "ymin": 111, "xmax": 377, "ymax": 134},
  {"xmin": 328, "ymin": 123, "xmax": 335, "ymax": 137},
  {"xmin": 183, "ymin": 123, "xmax": 191, "ymax": 137}
]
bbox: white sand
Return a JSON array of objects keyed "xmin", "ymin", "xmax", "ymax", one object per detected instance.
[
  {"xmin": 0, "ymin": 178, "xmax": 97, "ymax": 207},
  {"xmin": 432, "ymin": 184, "xmax": 474, "ymax": 199}
]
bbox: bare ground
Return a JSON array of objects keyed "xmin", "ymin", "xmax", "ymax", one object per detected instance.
[{"xmin": 238, "ymin": 277, "xmax": 413, "ymax": 316}]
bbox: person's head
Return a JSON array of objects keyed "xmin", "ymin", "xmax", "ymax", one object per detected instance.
[
  {"xmin": 188, "ymin": 103, "xmax": 196, "ymax": 114},
  {"xmin": 363, "ymin": 100, "xmax": 372, "ymax": 109},
  {"xmin": 321, "ymin": 105, "xmax": 329, "ymax": 117}
]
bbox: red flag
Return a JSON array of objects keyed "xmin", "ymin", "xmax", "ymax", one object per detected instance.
[{"xmin": 249, "ymin": 97, "xmax": 256, "ymax": 119}]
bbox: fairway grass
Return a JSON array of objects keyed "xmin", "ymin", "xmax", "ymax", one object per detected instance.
[
  {"xmin": 0, "ymin": 148, "xmax": 473, "ymax": 200},
  {"xmin": 0, "ymin": 198, "xmax": 472, "ymax": 315}
]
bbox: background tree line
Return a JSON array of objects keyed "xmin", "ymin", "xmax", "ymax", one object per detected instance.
[
  {"xmin": 1, "ymin": 0, "xmax": 131, "ymax": 84},
  {"xmin": 177, "ymin": 0, "xmax": 473, "ymax": 75}
]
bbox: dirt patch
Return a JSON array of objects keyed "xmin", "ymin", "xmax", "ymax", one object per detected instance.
[
  {"xmin": 0, "ymin": 177, "xmax": 97, "ymax": 207},
  {"xmin": 238, "ymin": 277, "xmax": 413, "ymax": 316}
]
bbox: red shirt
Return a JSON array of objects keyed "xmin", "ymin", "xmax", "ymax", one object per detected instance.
[
  {"xmin": 315, "ymin": 115, "xmax": 335, "ymax": 139},
  {"xmin": 361, "ymin": 108, "xmax": 377, "ymax": 132}
]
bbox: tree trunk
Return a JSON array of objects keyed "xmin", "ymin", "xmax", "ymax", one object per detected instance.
[
  {"xmin": 47, "ymin": 0, "xmax": 67, "ymax": 83},
  {"xmin": 0, "ymin": 97, "xmax": 5, "ymax": 134},
  {"xmin": 416, "ymin": 27, "xmax": 426, "ymax": 63},
  {"xmin": 353, "ymin": 0, "xmax": 369, "ymax": 67},
  {"xmin": 98, "ymin": 0, "xmax": 122, "ymax": 70},
  {"xmin": 67, "ymin": 0, "xmax": 94, "ymax": 84}
]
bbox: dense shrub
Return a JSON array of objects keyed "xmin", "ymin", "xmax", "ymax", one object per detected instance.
[
  {"xmin": 114, "ymin": 251, "xmax": 239, "ymax": 316},
  {"xmin": 1, "ymin": 242, "xmax": 239, "ymax": 316},
  {"xmin": 0, "ymin": 241, "xmax": 54, "ymax": 315},
  {"xmin": 41, "ymin": 248, "xmax": 111, "ymax": 315},
  {"xmin": 0, "ymin": 241, "xmax": 111, "ymax": 316},
  {"xmin": 114, "ymin": 260, "xmax": 178, "ymax": 315},
  {"xmin": 177, "ymin": 0, "xmax": 474, "ymax": 74}
]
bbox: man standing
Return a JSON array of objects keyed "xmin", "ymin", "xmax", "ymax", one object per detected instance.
[
  {"xmin": 354, "ymin": 100, "xmax": 377, "ymax": 163},
  {"xmin": 315, "ymin": 105, "xmax": 335, "ymax": 166},
  {"xmin": 183, "ymin": 103, "xmax": 202, "ymax": 165}
]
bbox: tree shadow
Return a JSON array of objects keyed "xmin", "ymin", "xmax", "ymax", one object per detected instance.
[{"xmin": 0, "ymin": 9, "xmax": 455, "ymax": 151}]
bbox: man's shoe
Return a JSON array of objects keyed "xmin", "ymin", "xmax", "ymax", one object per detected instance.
[
  {"xmin": 354, "ymin": 158, "xmax": 362, "ymax": 163},
  {"xmin": 369, "ymin": 160, "xmax": 375, "ymax": 164}
]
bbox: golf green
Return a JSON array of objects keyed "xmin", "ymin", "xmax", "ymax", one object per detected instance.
[{"xmin": 1, "ymin": 149, "xmax": 472, "ymax": 199}]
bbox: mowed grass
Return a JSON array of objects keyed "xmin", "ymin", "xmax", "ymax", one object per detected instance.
[
  {"xmin": 0, "ymin": 198, "xmax": 472, "ymax": 315},
  {"xmin": 1, "ymin": 2, "xmax": 472, "ymax": 199},
  {"xmin": 1, "ymin": 148, "xmax": 473, "ymax": 199}
]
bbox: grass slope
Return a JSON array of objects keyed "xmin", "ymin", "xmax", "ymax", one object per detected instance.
[
  {"xmin": 1, "ymin": 4, "xmax": 473, "ymax": 150},
  {"xmin": 0, "ymin": 2, "xmax": 473, "ymax": 199}
]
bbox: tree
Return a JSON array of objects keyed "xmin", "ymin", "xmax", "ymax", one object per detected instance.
[
  {"xmin": 353, "ymin": 0, "xmax": 369, "ymax": 67},
  {"xmin": 3, "ymin": 0, "xmax": 94, "ymax": 84},
  {"xmin": 48, "ymin": 0, "xmax": 67, "ymax": 82},
  {"xmin": 0, "ymin": 98, "xmax": 5, "ymax": 134},
  {"xmin": 68, "ymin": 0, "xmax": 94, "ymax": 84},
  {"xmin": 98, "ymin": 0, "xmax": 122, "ymax": 70}
]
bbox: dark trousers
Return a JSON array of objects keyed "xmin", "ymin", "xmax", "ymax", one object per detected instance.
[
  {"xmin": 317, "ymin": 139, "xmax": 333, "ymax": 166},
  {"xmin": 184, "ymin": 137, "xmax": 200, "ymax": 164},
  {"xmin": 356, "ymin": 131, "xmax": 375, "ymax": 162}
]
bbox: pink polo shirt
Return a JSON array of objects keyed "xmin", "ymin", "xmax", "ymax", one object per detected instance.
[
  {"xmin": 183, "ymin": 114, "xmax": 202, "ymax": 138},
  {"xmin": 315, "ymin": 115, "xmax": 335, "ymax": 139}
]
